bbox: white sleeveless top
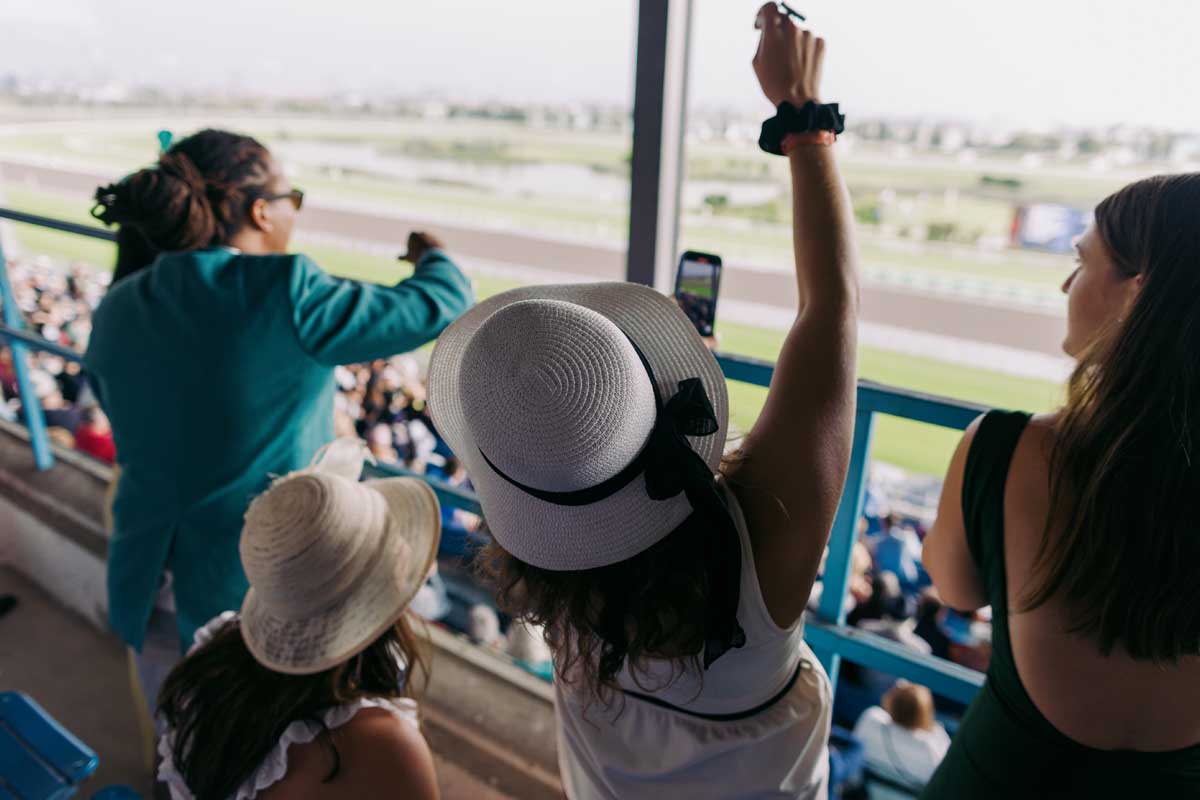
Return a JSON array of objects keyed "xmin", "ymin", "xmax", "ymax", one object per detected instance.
[
  {"xmin": 157, "ymin": 614, "xmax": 421, "ymax": 800},
  {"xmin": 555, "ymin": 484, "xmax": 832, "ymax": 799}
]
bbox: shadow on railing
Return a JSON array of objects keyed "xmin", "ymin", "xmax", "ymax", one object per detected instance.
[{"xmin": 0, "ymin": 206, "xmax": 986, "ymax": 705}]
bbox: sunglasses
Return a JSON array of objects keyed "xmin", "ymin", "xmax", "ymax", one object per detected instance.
[{"xmin": 262, "ymin": 188, "xmax": 304, "ymax": 211}]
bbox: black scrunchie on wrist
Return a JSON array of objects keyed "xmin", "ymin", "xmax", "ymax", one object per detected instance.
[{"xmin": 758, "ymin": 101, "xmax": 846, "ymax": 155}]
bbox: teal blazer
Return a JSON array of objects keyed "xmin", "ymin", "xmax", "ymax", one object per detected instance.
[{"xmin": 84, "ymin": 247, "xmax": 474, "ymax": 650}]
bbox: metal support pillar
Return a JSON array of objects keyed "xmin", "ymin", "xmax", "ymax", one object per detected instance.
[{"xmin": 626, "ymin": 0, "xmax": 693, "ymax": 290}]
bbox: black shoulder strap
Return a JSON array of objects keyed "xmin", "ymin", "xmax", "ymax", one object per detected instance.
[{"xmin": 961, "ymin": 410, "xmax": 1033, "ymax": 571}]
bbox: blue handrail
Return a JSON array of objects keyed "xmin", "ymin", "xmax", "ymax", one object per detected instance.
[
  {"xmin": 0, "ymin": 208, "xmax": 117, "ymax": 242},
  {"xmin": 0, "ymin": 206, "xmax": 988, "ymax": 706}
]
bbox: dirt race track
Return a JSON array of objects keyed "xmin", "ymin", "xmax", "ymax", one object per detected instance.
[{"xmin": 1, "ymin": 160, "xmax": 1065, "ymax": 357}]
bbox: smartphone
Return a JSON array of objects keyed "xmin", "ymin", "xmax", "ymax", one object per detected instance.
[{"xmin": 674, "ymin": 250, "xmax": 722, "ymax": 337}]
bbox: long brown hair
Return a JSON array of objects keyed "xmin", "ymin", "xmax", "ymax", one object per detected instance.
[
  {"xmin": 1021, "ymin": 173, "xmax": 1200, "ymax": 662},
  {"xmin": 158, "ymin": 614, "xmax": 428, "ymax": 800},
  {"xmin": 91, "ymin": 129, "xmax": 273, "ymax": 284}
]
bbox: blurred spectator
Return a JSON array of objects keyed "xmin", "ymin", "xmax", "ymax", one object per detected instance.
[
  {"xmin": 848, "ymin": 572, "xmax": 930, "ymax": 695},
  {"xmin": 37, "ymin": 381, "xmax": 82, "ymax": 433},
  {"xmin": 432, "ymin": 457, "xmax": 481, "ymax": 530},
  {"xmin": 852, "ymin": 682, "xmax": 950, "ymax": 791},
  {"xmin": 913, "ymin": 588, "xmax": 952, "ymax": 661},
  {"xmin": 409, "ymin": 566, "xmax": 452, "ymax": 622},
  {"xmin": 808, "ymin": 538, "xmax": 872, "ymax": 616},
  {"xmin": 0, "ymin": 348, "xmax": 17, "ymax": 398},
  {"xmin": 46, "ymin": 426, "xmax": 75, "ymax": 450},
  {"xmin": 849, "ymin": 571, "xmax": 912, "ymax": 627},
  {"xmin": 467, "ymin": 603, "xmax": 504, "ymax": 650},
  {"xmin": 943, "ymin": 609, "xmax": 993, "ymax": 673},
  {"xmin": 505, "ymin": 619, "xmax": 553, "ymax": 680},
  {"xmin": 849, "ymin": 538, "xmax": 875, "ymax": 606},
  {"xmin": 368, "ymin": 421, "xmax": 399, "ymax": 464},
  {"xmin": 75, "ymin": 406, "xmax": 116, "ymax": 464},
  {"xmin": 2, "ymin": 255, "xmax": 462, "ymax": 477},
  {"xmin": 872, "ymin": 514, "xmax": 925, "ymax": 594},
  {"xmin": 1, "ymin": 256, "xmax": 107, "ymax": 458}
]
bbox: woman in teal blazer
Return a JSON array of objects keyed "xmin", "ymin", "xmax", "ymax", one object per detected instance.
[{"xmin": 84, "ymin": 130, "xmax": 473, "ymax": 676}]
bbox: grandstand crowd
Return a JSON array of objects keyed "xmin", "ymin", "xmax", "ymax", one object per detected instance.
[
  {"xmin": 2, "ymin": 5, "xmax": 1198, "ymax": 798},
  {"xmin": 0, "ymin": 256, "xmax": 451, "ymax": 473}
]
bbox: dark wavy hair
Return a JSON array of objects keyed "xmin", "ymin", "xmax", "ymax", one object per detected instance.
[
  {"xmin": 477, "ymin": 522, "xmax": 711, "ymax": 707},
  {"xmin": 477, "ymin": 455, "xmax": 751, "ymax": 707},
  {"xmin": 91, "ymin": 129, "xmax": 273, "ymax": 283},
  {"xmin": 157, "ymin": 614, "xmax": 428, "ymax": 800},
  {"xmin": 1020, "ymin": 173, "xmax": 1200, "ymax": 663}
]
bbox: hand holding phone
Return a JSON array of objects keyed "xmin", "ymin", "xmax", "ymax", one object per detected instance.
[{"xmin": 674, "ymin": 251, "xmax": 722, "ymax": 338}]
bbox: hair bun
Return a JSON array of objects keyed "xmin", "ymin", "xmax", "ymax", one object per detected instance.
[
  {"xmin": 157, "ymin": 150, "xmax": 210, "ymax": 197},
  {"xmin": 91, "ymin": 150, "xmax": 219, "ymax": 252},
  {"xmin": 91, "ymin": 128, "xmax": 273, "ymax": 257}
]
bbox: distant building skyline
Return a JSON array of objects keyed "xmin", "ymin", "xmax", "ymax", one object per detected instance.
[{"xmin": 2, "ymin": 0, "xmax": 1199, "ymax": 130}]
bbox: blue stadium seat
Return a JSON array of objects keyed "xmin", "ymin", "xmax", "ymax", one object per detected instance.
[
  {"xmin": 828, "ymin": 724, "xmax": 866, "ymax": 798},
  {"xmin": 0, "ymin": 692, "xmax": 142, "ymax": 800},
  {"xmin": 0, "ymin": 692, "xmax": 97, "ymax": 799},
  {"xmin": 90, "ymin": 788, "xmax": 143, "ymax": 799}
]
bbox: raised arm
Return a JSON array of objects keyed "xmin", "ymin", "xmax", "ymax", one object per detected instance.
[
  {"xmin": 727, "ymin": 4, "xmax": 860, "ymax": 629},
  {"xmin": 290, "ymin": 232, "xmax": 474, "ymax": 367}
]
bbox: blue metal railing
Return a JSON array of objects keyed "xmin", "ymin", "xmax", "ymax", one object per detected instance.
[{"xmin": 0, "ymin": 207, "xmax": 987, "ymax": 705}]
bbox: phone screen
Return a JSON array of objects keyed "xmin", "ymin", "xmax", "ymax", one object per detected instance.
[{"xmin": 674, "ymin": 251, "xmax": 722, "ymax": 337}]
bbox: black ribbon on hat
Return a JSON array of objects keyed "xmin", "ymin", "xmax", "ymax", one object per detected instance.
[{"xmin": 478, "ymin": 338, "xmax": 747, "ymax": 669}]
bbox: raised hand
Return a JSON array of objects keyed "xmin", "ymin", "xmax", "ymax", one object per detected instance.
[{"xmin": 753, "ymin": 3, "xmax": 825, "ymax": 108}]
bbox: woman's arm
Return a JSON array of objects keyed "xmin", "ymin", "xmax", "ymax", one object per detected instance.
[
  {"xmin": 922, "ymin": 416, "xmax": 989, "ymax": 611},
  {"xmin": 289, "ymin": 232, "xmax": 474, "ymax": 366},
  {"xmin": 728, "ymin": 4, "xmax": 860, "ymax": 629}
]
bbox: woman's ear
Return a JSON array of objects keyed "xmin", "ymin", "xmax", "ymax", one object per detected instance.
[
  {"xmin": 246, "ymin": 196, "xmax": 273, "ymax": 234},
  {"xmin": 1120, "ymin": 273, "xmax": 1145, "ymax": 317}
]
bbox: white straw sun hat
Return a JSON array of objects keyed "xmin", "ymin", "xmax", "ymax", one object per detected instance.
[
  {"xmin": 238, "ymin": 439, "xmax": 441, "ymax": 675},
  {"xmin": 427, "ymin": 282, "xmax": 730, "ymax": 572}
]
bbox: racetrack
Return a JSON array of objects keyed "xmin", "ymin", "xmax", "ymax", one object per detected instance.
[{"xmin": 1, "ymin": 159, "xmax": 1066, "ymax": 358}]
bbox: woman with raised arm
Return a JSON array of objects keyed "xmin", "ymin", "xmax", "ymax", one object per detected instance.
[
  {"xmin": 922, "ymin": 174, "xmax": 1200, "ymax": 797},
  {"xmin": 426, "ymin": 6, "xmax": 858, "ymax": 797},
  {"xmin": 83, "ymin": 129, "xmax": 473, "ymax": 714}
]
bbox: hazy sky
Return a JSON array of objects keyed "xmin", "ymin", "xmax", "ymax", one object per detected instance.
[{"xmin": 3, "ymin": 0, "xmax": 1199, "ymax": 128}]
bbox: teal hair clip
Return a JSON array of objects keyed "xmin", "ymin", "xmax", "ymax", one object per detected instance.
[{"xmin": 157, "ymin": 130, "xmax": 174, "ymax": 153}]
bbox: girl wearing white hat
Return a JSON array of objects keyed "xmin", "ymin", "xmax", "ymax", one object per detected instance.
[
  {"xmin": 427, "ymin": 7, "xmax": 858, "ymax": 798},
  {"xmin": 154, "ymin": 441, "xmax": 443, "ymax": 799}
]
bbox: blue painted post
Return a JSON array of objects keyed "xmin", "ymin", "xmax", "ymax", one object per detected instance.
[
  {"xmin": 0, "ymin": 236, "xmax": 55, "ymax": 470},
  {"xmin": 813, "ymin": 406, "xmax": 876, "ymax": 688}
]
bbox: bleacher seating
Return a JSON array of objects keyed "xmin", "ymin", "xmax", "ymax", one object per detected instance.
[{"xmin": 0, "ymin": 692, "xmax": 139, "ymax": 800}]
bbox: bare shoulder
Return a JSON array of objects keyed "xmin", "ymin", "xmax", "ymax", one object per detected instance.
[
  {"xmin": 338, "ymin": 705, "xmax": 419, "ymax": 735},
  {"xmin": 1008, "ymin": 412, "xmax": 1058, "ymax": 489},
  {"xmin": 260, "ymin": 706, "xmax": 438, "ymax": 800},
  {"xmin": 337, "ymin": 705, "xmax": 433, "ymax": 764},
  {"xmin": 1025, "ymin": 412, "xmax": 1058, "ymax": 443},
  {"xmin": 331, "ymin": 707, "xmax": 439, "ymax": 799},
  {"xmin": 942, "ymin": 409, "xmax": 1053, "ymax": 496}
]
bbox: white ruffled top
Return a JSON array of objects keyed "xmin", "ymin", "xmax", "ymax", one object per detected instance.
[{"xmin": 157, "ymin": 613, "xmax": 420, "ymax": 800}]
